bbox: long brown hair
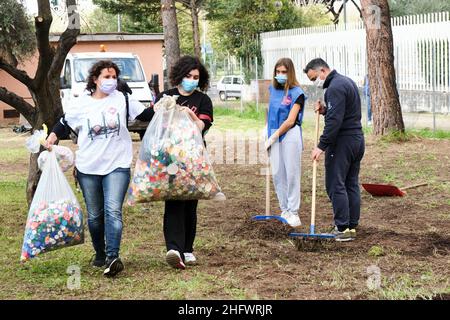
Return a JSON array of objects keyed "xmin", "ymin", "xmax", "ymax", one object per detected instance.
[{"xmin": 272, "ymin": 58, "xmax": 300, "ymax": 91}]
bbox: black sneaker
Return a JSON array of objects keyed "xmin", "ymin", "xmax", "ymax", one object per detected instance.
[
  {"xmin": 90, "ymin": 253, "xmax": 106, "ymax": 268},
  {"xmin": 103, "ymin": 257, "xmax": 124, "ymax": 277}
]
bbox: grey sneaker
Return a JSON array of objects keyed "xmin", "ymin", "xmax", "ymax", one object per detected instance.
[
  {"xmin": 349, "ymin": 229, "xmax": 356, "ymax": 240},
  {"xmin": 330, "ymin": 227, "xmax": 353, "ymax": 242},
  {"xmin": 184, "ymin": 252, "xmax": 197, "ymax": 265}
]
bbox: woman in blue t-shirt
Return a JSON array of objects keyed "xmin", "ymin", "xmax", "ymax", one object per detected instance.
[{"xmin": 265, "ymin": 58, "xmax": 306, "ymax": 227}]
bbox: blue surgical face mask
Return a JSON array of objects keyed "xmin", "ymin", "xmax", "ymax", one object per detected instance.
[
  {"xmin": 181, "ymin": 78, "xmax": 199, "ymax": 92},
  {"xmin": 275, "ymin": 74, "xmax": 287, "ymax": 85},
  {"xmin": 99, "ymin": 78, "xmax": 117, "ymax": 95}
]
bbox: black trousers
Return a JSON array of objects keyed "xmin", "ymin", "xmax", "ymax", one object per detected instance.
[
  {"xmin": 163, "ymin": 200, "xmax": 198, "ymax": 257},
  {"xmin": 325, "ymin": 134, "xmax": 365, "ymax": 231}
]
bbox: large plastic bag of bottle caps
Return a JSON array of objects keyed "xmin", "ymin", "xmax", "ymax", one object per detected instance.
[
  {"xmin": 20, "ymin": 150, "xmax": 84, "ymax": 262},
  {"xmin": 38, "ymin": 145, "xmax": 74, "ymax": 173},
  {"xmin": 128, "ymin": 95, "xmax": 225, "ymax": 204}
]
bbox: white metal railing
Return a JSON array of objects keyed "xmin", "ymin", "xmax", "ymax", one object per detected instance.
[{"xmin": 261, "ymin": 12, "xmax": 450, "ymax": 93}]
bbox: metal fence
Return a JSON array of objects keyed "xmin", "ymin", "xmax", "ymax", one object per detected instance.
[{"xmin": 257, "ymin": 11, "xmax": 450, "ymax": 130}]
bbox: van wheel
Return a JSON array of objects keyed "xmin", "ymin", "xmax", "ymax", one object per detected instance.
[{"xmin": 219, "ymin": 91, "xmax": 227, "ymax": 101}]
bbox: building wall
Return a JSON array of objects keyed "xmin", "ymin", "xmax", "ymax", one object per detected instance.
[{"xmin": 0, "ymin": 37, "xmax": 163, "ymax": 127}]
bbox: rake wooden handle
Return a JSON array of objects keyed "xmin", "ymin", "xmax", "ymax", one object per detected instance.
[
  {"xmin": 265, "ymin": 107, "xmax": 271, "ymax": 217},
  {"xmin": 311, "ymin": 111, "xmax": 320, "ymax": 228},
  {"xmin": 266, "ymin": 165, "xmax": 271, "ymax": 216},
  {"xmin": 401, "ymin": 182, "xmax": 428, "ymax": 190}
]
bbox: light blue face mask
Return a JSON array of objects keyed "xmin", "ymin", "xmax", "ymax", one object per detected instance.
[
  {"xmin": 181, "ymin": 78, "xmax": 199, "ymax": 92},
  {"xmin": 99, "ymin": 78, "xmax": 117, "ymax": 95},
  {"xmin": 275, "ymin": 74, "xmax": 287, "ymax": 85}
]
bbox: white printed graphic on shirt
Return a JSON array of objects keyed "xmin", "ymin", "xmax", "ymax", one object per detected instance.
[{"xmin": 87, "ymin": 106, "xmax": 121, "ymax": 140}]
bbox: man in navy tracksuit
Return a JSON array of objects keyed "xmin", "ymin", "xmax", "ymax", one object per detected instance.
[{"xmin": 303, "ymin": 58, "xmax": 365, "ymax": 242}]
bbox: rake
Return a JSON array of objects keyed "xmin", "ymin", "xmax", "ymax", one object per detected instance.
[
  {"xmin": 289, "ymin": 111, "xmax": 335, "ymax": 240},
  {"xmin": 251, "ymin": 164, "xmax": 290, "ymax": 224}
]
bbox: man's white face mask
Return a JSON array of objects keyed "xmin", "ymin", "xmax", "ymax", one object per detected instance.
[{"xmin": 314, "ymin": 77, "xmax": 325, "ymax": 88}]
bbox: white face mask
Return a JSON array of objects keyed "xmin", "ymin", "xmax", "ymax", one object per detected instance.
[{"xmin": 314, "ymin": 77, "xmax": 325, "ymax": 88}]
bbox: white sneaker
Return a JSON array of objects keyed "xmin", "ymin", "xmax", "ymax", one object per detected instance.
[
  {"xmin": 286, "ymin": 212, "xmax": 301, "ymax": 227},
  {"xmin": 166, "ymin": 250, "xmax": 186, "ymax": 269},
  {"xmin": 280, "ymin": 211, "xmax": 289, "ymax": 220},
  {"xmin": 184, "ymin": 252, "xmax": 197, "ymax": 265}
]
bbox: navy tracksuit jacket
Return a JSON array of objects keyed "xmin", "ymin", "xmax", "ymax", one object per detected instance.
[{"xmin": 319, "ymin": 70, "xmax": 365, "ymax": 230}]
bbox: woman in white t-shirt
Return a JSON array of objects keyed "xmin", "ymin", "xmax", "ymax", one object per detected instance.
[{"xmin": 46, "ymin": 60, "xmax": 154, "ymax": 277}]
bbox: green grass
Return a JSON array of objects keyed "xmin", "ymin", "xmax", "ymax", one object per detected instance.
[
  {"xmin": 368, "ymin": 245, "xmax": 385, "ymax": 257},
  {"xmin": 378, "ymin": 273, "xmax": 450, "ymax": 300},
  {"xmin": 214, "ymin": 103, "xmax": 266, "ymax": 121},
  {"xmin": 212, "ymin": 103, "xmax": 266, "ymax": 131},
  {"xmin": 0, "ymin": 173, "xmax": 252, "ymax": 300},
  {"xmin": 0, "ymin": 148, "xmax": 28, "ymax": 163},
  {"xmin": 409, "ymin": 128, "xmax": 450, "ymax": 139},
  {"xmin": 380, "ymin": 128, "xmax": 450, "ymax": 142}
]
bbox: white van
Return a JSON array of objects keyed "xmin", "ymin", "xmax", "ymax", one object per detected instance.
[{"xmin": 60, "ymin": 52, "xmax": 154, "ymax": 139}]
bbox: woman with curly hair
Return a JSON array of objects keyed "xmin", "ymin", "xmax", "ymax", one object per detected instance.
[
  {"xmin": 45, "ymin": 60, "xmax": 154, "ymax": 277},
  {"xmin": 155, "ymin": 55, "xmax": 213, "ymax": 270}
]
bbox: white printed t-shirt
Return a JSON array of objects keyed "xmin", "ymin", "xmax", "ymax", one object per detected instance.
[{"xmin": 64, "ymin": 90, "xmax": 145, "ymax": 175}]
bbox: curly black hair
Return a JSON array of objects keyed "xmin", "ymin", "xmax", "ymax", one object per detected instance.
[
  {"xmin": 169, "ymin": 56, "xmax": 210, "ymax": 91},
  {"xmin": 86, "ymin": 60, "xmax": 120, "ymax": 94}
]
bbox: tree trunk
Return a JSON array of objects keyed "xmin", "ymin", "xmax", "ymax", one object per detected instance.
[
  {"xmin": 190, "ymin": 1, "xmax": 201, "ymax": 59},
  {"xmin": 25, "ymin": 80, "xmax": 63, "ymax": 207},
  {"xmin": 26, "ymin": 152, "xmax": 41, "ymax": 206},
  {"xmin": 161, "ymin": 0, "xmax": 181, "ymax": 74},
  {"xmin": 0, "ymin": 0, "xmax": 79, "ymax": 207},
  {"xmin": 361, "ymin": 0, "xmax": 404, "ymax": 135}
]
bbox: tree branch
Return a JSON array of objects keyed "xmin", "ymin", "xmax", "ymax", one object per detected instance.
[
  {"xmin": 0, "ymin": 86, "xmax": 36, "ymax": 124},
  {"xmin": 48, "ymin": 0, "xmax": 80, "ymax": 80},
  {"xmin": 0, "ymin": 47, "xmax": 19, "ymax": 67},
  {"xmin": 323, "ymin": 0, "xmax": 340, "ymax": 24},
  {"xmin": 350, "ymin": 0, "xmax": 362, "ymax": 18},
  {"xmin": 0, "ymin": 58, "xmax": 33, "ymax": 87}
]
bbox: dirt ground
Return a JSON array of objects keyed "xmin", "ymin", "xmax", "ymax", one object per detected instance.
[
  {"xmin": 0, "ymin": 128, "xmax": 449, "ymax": 300},
  {"xmin": 196, "ymin": 133, "xmax": 450, "ymax": 299}
]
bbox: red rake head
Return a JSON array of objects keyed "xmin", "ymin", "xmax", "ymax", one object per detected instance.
[{"xmin": 362, "ymin": 184, "xmax": 406, "ymax": 197}]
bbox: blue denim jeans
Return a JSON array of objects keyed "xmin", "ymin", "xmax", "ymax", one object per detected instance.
[{"xmin": 77, "ymin": 167, "xmax": 130, "ymax": 259}]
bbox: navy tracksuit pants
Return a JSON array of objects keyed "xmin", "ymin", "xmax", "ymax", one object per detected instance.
[{"xmin": 324, "ymin": 134, "xmax": 365, "ymax": 231}]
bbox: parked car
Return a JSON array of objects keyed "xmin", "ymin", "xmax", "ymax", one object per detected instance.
[
  {"xmin": 216, "ymin": 75, "xmax": 246, "ymax": 100},
  {"xmin": 59, "ymin": 51, "xmax": 154, "ymax": 139}
]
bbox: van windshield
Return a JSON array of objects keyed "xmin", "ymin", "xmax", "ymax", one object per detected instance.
[{"xmin": 74, "ymin": 58, "xmax": 145, "ymax": 82}]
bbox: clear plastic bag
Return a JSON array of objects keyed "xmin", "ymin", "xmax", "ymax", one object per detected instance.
[
  {"xmin": 21, "ymin": 150, "xmax": 84, "ymax": 262},
  {"xmin": 38, "ymin": 145, "xmax": 74, "ymax": 172},
  {"xmin": 25, "ymin": 125, "xmax": 48, "ymax": 154},
  {"xmin": 128, "ymin": 95, "xmax": 225, "ymax": 204}
]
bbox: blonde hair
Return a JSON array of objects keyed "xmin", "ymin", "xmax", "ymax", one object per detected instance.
[{"xmin": 272, "ymin": 57, "xmax": 300, "ymax": 91}]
